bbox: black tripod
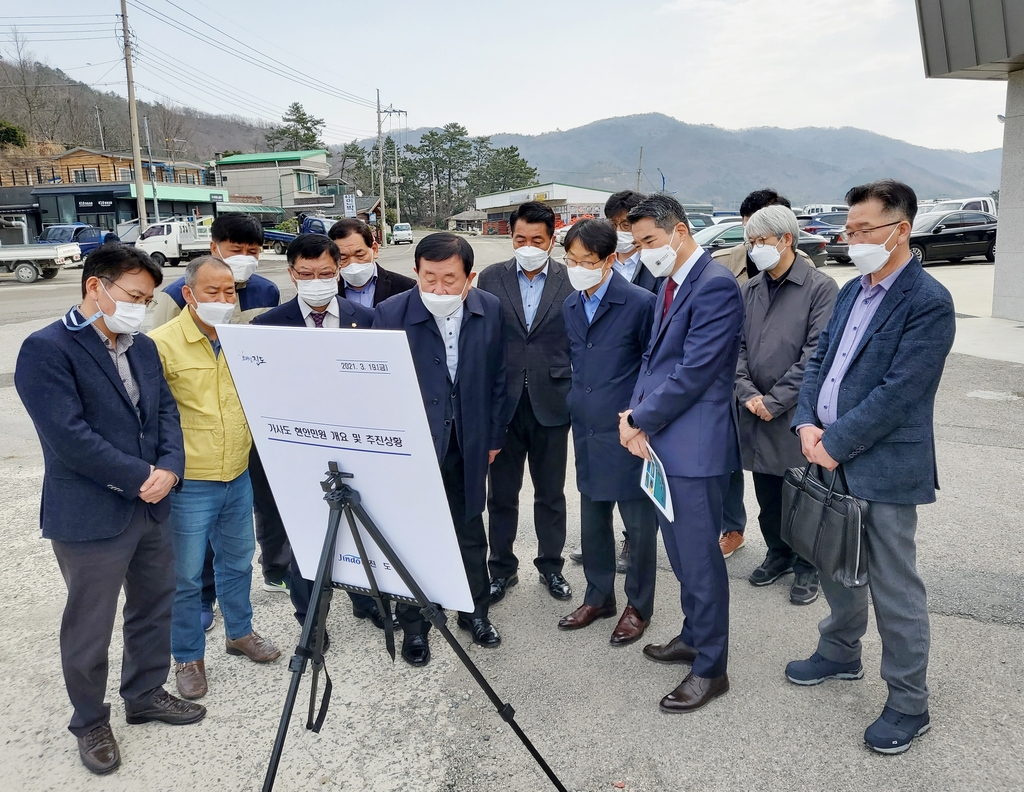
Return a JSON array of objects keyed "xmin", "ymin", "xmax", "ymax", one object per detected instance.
[{"xmin": 262, "ymin": 463, "xmax": 567, "ymax": 792}]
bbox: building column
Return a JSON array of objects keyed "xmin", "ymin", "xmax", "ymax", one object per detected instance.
[{"xmin": 994, "ymin": 69, "xmax": 1024, "ymax": 321}]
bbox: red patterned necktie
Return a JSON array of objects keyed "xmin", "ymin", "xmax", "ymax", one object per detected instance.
[
  {"xmin": 662, "ymin": 278, "xmax": 677, "ymax": 318},
  {"xmin": 310, "ymin": 311, "xmax": 326, "ymax": 328}
]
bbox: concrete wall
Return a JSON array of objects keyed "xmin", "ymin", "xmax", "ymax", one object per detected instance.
[{"xmin": 994, "ymin": 69, "xmax": 1024, "ymax": 321}]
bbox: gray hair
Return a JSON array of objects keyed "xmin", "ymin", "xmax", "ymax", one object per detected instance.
[
  {"xmin": 184, "ymin": 255, "xmax": 232, "ymax": 288},
  {"xmin": 744, "ymin": 205, "xmax": 800, "ymax": 252}
]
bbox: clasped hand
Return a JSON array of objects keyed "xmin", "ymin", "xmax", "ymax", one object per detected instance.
[
  {"xmin": 745, "ymin": 395, "xmax": 773, "ymax": 422},
  {"xmin": 798, "ymin": 426, "xmax": 839, "ymax": 471},
  {"xmin": 618, "ymin": 410, "xmax": 650, "ymax": 460},
  {"xmin": 139, "ymin": 467, "xmax": 177, "ymax": 503}
]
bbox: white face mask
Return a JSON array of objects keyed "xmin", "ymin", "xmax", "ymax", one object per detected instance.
[
  {"xmin": 615, "ymin": 231, "xmax": 636, "ymax": 254},
  {"xmin": 191, "ymin": 299, "xmax": 235, "ymax": 326},
  {"xmin": 340, "ymin": 260, "xmax": 375, "ymax": 287},
  {"xmin": 295, "ymin": 277, "xmax": 339, "ymax": 308},
  {"xmin": 216, "ymin": 246, "xmax": 259, "ymax": 282},
  {"xmin": 567, "ymin": 263, "xmax": 607, "ymax": 292},
  {"xmin": 420, "ymin": 279, "xmax": 469, "ymax": 318},
  {"xmin": 514, "ymin": 244, "xmax": 551, "ymax": 272},
  {"xmin": 99, "ymin": 282, "xmax": 146, "ymax": 335},
  {"xmin": 848, "ymin": 225, "xmax": 900, "ymax": 276},
  {"xmin": 748, "ymin": 238, "xmax": 786, "ymax": 272},
  {"xmin": 639, "ymin": 231, "xmax": 682, "ymax": 278}
]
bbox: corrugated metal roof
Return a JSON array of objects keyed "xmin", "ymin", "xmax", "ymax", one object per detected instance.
[{"xmin": 215, "ymin": 150, "xmax": 328, "ymax": 165}]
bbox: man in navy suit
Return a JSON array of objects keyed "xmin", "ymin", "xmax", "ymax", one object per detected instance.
[
  {"xmin": 327, "ymin": 218, "xmax": 417, "ymax": 307},
  {"xmin": 15, "ymin": 245, "xmax": 206, "ymax": 775},
  {"xmin": 618, "ymin": 194, "xmax": 744, "ymax": 712},
  {"xmin": 556, "ymin": 219, "xmax": 659, "ymax": 646},
  {"xmin": 788, "ymin": 180, "xmax": 956, "ymax": 755},
  {"xmin": 374, "ymin": 233, "xmax": 507, "ymax": 666},
  {"xmin": 251, "ymin": 234, "xmax": 382, "ymax": 645}
]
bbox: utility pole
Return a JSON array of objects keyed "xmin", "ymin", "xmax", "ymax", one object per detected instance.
[
  {"xmin": 376, "ymin": 91, "xmax": 406, "ymax": 246},
  {"xmin": 393, "ymin": 133, "xmax": 401, "ymax": 225},
  {"xmin": 120, "ymin": 0, "xmax": 148, "ymax": 231},
  {"xmin": 143, "ymin": 116, "xmax": 160, "ymax": 222},
  {"xmin": 636, "ymin": 147, "xmax": 643, "ymax": 192},
  {"xmin": 430, "ymin": 161, "xmax": 438, "ymax": 220},
  {"xmin": 94, "ymin": 106, "xmax": 105, "ymax": 150}
]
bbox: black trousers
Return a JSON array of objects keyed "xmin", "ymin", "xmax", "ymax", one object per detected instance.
[
  {"xmin": 289, "ymin": 557, "xmax": 372, "ymax": 627},
  {"xmin": 487, "ymin": 393, "xmax": 569, "ymax": 579},
  {"xmin": 752, "ymin": 471, "xmax": 814, "ymax": 574},
  {"xmin": 722, "ymin": 468, "xmax": 747, "ymax": 535},
  {"xmin": 249, "ymin": 445, "xmax": 292, "ymax": 584},
  {"xmin": 580, "ymin": 495, "xmax": 658, "ymax": 620},
  {"xmin": 51, "ymin": 501, "xmax": 174, "ymax": 737},
  {"xmin": 399, "ymin": 429, "xmax": 490, "ymax": 636}
]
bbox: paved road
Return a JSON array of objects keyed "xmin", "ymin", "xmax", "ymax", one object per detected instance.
[{"xmin": 0, "ymin": 237, "xmax": 1022, "ymax": 791}]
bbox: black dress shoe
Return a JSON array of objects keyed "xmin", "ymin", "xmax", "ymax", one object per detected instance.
[
  {"xmin": 353, "ymin": 602, "xmax": 390, "ymax": 630},
  {"xmin": 659, "ymin": 672, "xmax": 729, "ymax": 712},
  {"xmin": 401, "ymin": 633, "xmax": 431, "ymax": 666},
  {"xmin": 77, "ymin": 724, "xmax": 120, "ymax": 775},
  {"xmin": 457, "ymin": 616, "xmax": 502, "ymax": 647},
  {"xmin": 643, "ymin": 635, "xmax": 698, "ymax": 664},
  {"xmin": 540, "ymin": 572, "xmax": 573, "ymax": 600},
  {"xmin": 489, "ymin": 574, "xmax": 519, "ymax": 604},
  {"xmin": 126, "ymin": 690, "xmax": 207, "ymax": 725}
]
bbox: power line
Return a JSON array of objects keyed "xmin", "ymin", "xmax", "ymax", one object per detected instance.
[{"xmin": 1, "ymin": 35, "xmax": 116, "ymax": 42}]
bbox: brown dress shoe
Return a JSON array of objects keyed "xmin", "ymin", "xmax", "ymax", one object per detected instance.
[
  {"xmin": 557, "ymin": 602, "xmax": 616, "ymax": 631},
  {"xmin": 77, "ymin": 723, "xmax": 120, "ymax": 775},
  {"xmin": 642, "ymin": 635, "xmax": 698, "ymax": 664},
  {"xmin": 659, "ymin": 672, "xmax": 729, "ymax": 713},
  {"xmin": 226, "ymin": 631, "xmax": 281, "ymax": 662},
  {"xmin": 175, "ymin": 659, "xmax": 207, "ymax": 700},
  {"xmin": 610, "ymin": 605, "xmax": 649, "ymax": 646}
]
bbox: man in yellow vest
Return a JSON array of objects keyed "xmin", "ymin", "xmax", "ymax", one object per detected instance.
[{"xmin": 149, "ymin": 256, "xmax": 280, "ymax": 702}]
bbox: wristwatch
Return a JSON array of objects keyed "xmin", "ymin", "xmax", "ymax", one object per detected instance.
[{"xmin": 626, "ymin": 413, "xmax": 639, "ymax": 430}]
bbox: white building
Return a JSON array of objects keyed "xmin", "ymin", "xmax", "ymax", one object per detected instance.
[
  {"xmin": 476, "ymin": 183, "xmax": 613, "ymax": 231},
  {"xmin": 211, "ymin": 150, "xmax": 333, "ymax": 213}
]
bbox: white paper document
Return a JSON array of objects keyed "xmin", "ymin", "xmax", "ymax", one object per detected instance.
[{"xmin": 641, "ymin": 443, "xmax": 674, "ymax": 522}]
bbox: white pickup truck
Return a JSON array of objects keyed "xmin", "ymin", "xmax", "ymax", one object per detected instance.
[
  {"xmin": 136, "ymin": 220, "xmax": 213, "ymax": 266},
  {"xmin": 0, "ymin": 242, "xmax": 82, "ymax": 283}
]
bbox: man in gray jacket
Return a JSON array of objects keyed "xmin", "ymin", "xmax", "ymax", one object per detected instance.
[{"xmin": 734, "ymin": 205, "xmax": 838, "ymax": 605}]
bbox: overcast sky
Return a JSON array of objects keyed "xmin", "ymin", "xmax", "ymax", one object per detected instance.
[{"xmin": 5, "ymin": 0, "xmax": 1009, "ymax": 152}]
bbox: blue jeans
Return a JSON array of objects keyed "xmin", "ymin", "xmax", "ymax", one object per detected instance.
[{"xmin": 170, "ymin": 471, "xmax": 255, "ymax": 663}]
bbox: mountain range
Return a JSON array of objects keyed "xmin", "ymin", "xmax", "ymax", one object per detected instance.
[{"xmin": 354, "ymin": 113, "xmax": 1002, "ymax": 209}]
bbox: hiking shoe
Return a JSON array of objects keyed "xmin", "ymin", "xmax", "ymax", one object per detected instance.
[
  {"xmin": 790, "ymin": 571, "xmax": 820, "ymax": 605},
  {"xmin": 749, "ymin": 553, "xmax": 794, "ymax": 586},
  {"xmin": 786, "ymin": 652, "xmax": 864, "ymax": 686}
]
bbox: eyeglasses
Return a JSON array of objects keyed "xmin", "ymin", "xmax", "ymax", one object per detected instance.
[
  {"xmin": 842, "ymin": 221, "xmax": 901, "ymax": 243},
  {"xmin": 560, "ymin": 256, "xmax": 603, "ymax": 268},
  {"xmin": 290, "ymin": 270, "xmax": 338, "ymax": 280},
  {"xmin": 743, "ymin": 237, "xmax": 780, "ymax": 252},
  {"xmin": 103, "ymin": 278, "xmax": 155, "ymax": 308}
]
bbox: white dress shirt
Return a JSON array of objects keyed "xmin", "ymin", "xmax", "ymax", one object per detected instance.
[
  {"xmin": 433, "ymin": 302, "xmax": 464, "ymax": 382},
  {"xmin": 299, "ymin": 295, "xmax": 341, "ymax": 328},
  {"xmin": 668, "ymin": 245, "xmax": 705, "ymax": 300},
  {"xmin": 612, "ymin": 251, "xmax": 641, "ymax": 283}
]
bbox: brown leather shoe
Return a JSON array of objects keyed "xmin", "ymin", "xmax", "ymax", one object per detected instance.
[
  {"xmin": 642, "ymin": 635, "xmax": 698, "ymax": 664},
  {"xmin": 659, "ymin": 672, "xmax": 729, "ymax": 712},
  {"xmin": 557, "ymin": 602, "xmax": 616, "ymax": 631},
  {"xmin": 610, "ymin": 605, "xmax": 649, "ymax": 646},
  {"xmin": 226, "ymin": 631, "xmax": 281, "ymax": 662},
  {"xmin": 77, "ymin": 723, "xmax": 120, "ymax": 775},
  {"xmin": 175, "ymin": 659, "xmax": 207, "ymax": 700}
]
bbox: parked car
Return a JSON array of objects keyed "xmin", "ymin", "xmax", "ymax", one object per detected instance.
[
  {"xmin": 712, "ymin": 215, "xmax": 742, "ymax": 224},
  {"xmin": 37, "ymin": 223, "xmax": 108, "ymax": 258},
  {"xmin": 825, "ymin": 231, "xmax": 850, "ymax": 264},
  {"xmin": 688, "ymin": 212, "xmax": 715, "ymax": 229},
  {"xmin": 800, "ymin": 212, "xmax": 848, "ymax": 236},
  {"xmin": 919, "ymin": 197, "xmax": 997, "ymax": 216},
  {"xmin": 909, "ymin": 211, "xmax": 996, "ymax": 264},
  {"xmin": 392, "ymin": 222, "xmax": 414, "ymax": 244},
  {"xmin": 800, "ymin": 203, "xmax": 848, "ymax": 215},
  {"xmin": 0, "ymin": 240, "xmax": 81, "ymax": 283},
  {"xmin": 692, "ymin": 222, "xmax": 828, "ymax": 268},
  {"xmin": 555, "ymin": 224, "xmax": 573, "ymax": 246}
]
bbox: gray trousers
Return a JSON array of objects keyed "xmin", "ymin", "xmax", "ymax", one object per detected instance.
[
  {"xmin": 580, "ymin": 495, "xmax": 658, "ymax": 620},
  {"xmin": 816, "ymin": 499, "xmax": 930, "ymax": 715},
  {"xmin": 51, "ymin": 501, "xmax": 175, "ymax": 736}
]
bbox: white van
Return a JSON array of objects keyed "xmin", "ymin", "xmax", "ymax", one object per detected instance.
[
  {"xmin": 801, "ymin": 203, "xmax": 849, "ymax": 215},
  {"xmin": 136, "ymin": 220, "xmax": 213, "ymax": 266},
  {"xmin": 392, "ymin": 223, "xmax": 413, "ymax": 244},
  {"xmin": 919, "ymin": 197, "xmax": 997, "ymax": 216}
]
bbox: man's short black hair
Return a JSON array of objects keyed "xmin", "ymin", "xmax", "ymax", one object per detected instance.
[
  {"xmin": 327, "ymin": 218, "xmax": 375, "ymax": 247},
  {"xmin": 740, "ymin": 189, "xmax": 791, "ymax": 219},
  {"xmin": 846, "ymin": 179, "xmax": 918, "ymax": 224},
  {"xmin": 604, "ymin": 190, "xmax": 646, "ymax": 221},
  {"xmin": 564, "ymin": 219, "xmax": 616, "ymax": 260},
  {"xmin": 81, "ymin": 243, "xmax": 162, "ymax": 297},
  {"xmin": 626, "ymin": 193, "xmax": 689, "ymax": 234},
  {"xmin": 414, "ymin": 232, "xmax": 474, "ymax": 276},
  {"xmin": 287, "ymin": 233, "xmax": 341, "ymax": 267},
  {"xmin": 211, "ymin": 214, "xmax": 264, "ymax": 246},
  {"xmin": 509, "ymin": 201, "xmax": 555, "ymax": 238}
]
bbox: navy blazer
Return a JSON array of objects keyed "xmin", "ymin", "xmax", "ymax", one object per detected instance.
[
  {"xmin": 15, "ymin": 311, "xmax": 185, "ymax": 542},
  {"xmin": 564, "ymin": 272, "xmax": 656, "ymax": 502},
  {"xmin": 792, "ymin": 258, "xmax": 955, "ymax": 504},
  {"xmin": 338, "ymin": 263, "xmax": 417, "ymax": 306},
  {"xmin": 251, "ymin": 295, "xmax": 374, "ymax": 328},
  {"xmin": 630, "ymin": 252, "xmax": 744, "ymax": 478},
  {"xmin": 164, "ymin": 272, "xmax": 280, "ymax": 312},
  {"xmin": 629, "ymin": 258, "xmax": 662, "ymax": 294},
  {"xmin": 373, "ymin": 287, "xmax": 508, "ymax": 520}
]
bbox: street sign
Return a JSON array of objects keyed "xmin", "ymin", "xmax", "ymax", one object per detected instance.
[
  {"xmin": 369, "ymin": 213, "xmax": 377, "ymax": 223},
  {"xmin": 343, "ymin": 194, "xmax": 357, "ymax": 218}
]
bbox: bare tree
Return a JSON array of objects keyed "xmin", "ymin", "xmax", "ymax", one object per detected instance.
[{"xmin": 1, "ymin": 30, "xmax": 47, "ymax": 138}]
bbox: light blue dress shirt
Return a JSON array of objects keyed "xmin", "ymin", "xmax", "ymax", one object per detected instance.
[
  {"xmin": 344, "ymin": 266, "xmax": 378, "ymax": 308},
  {"xmin": 581, "ymin": 273, "xmax": 613, "ymax": 325},
  {"xmin": 517, "ymin": 261, "xmax": 548, "ymax": 330},
  {"xmin": 612, "ymin": 251, "xmax": 641, "ymax": 284}
]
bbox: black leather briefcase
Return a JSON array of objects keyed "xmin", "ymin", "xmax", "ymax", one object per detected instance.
[{"xmin": 781, "ymin": 464, "xmax": 868, "ymax": 588}]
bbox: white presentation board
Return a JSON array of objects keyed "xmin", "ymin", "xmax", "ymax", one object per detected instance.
[{"xmin": 217, "ymin": 324, "xmax": 473, "ymax": 613}]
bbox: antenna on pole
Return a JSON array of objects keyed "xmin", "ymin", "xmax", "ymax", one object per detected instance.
[{"xmin": 636, "ymin": 147, "xmax": 643, "ymax": 192}]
